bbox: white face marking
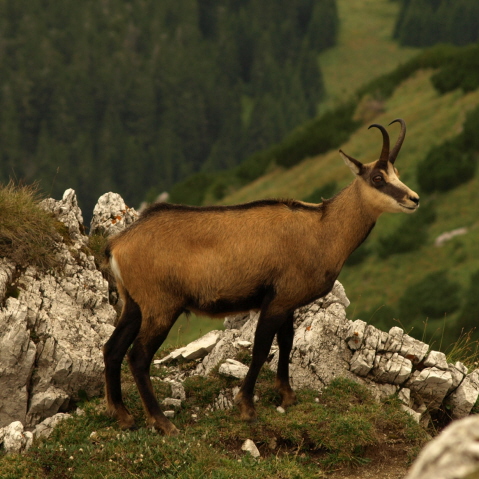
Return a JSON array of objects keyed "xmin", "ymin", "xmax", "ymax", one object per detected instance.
[
  {"xmin": 360, "ymin": 160, "xmax": 420, "ymax": 214},
  {"xmin": 377, "ymin": 163, "xmax": 419, "ymax": 213}
]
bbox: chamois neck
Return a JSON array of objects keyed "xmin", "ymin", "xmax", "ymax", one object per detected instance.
[
  {"xmin": 326, "ymin": 179, "xmax": 383, "ymax": 221},
  {"xmin": 321, "ymin": 179, "xmax": 380, "ymax": 256}
]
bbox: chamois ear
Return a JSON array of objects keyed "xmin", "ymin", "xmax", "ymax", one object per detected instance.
[{"xmin": 339, "ymin": 149, "xmax": 363, "ymax": 176}]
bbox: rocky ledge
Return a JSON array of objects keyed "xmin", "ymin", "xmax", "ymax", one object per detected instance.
[{"xmin": 1, "ymin": 190, "xmax": 479, "ymax": 464}]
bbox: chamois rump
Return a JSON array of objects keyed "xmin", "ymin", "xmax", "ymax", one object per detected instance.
[{"xmin": 103, "ymin": 119, "xmax": 419, "ymax": 436}]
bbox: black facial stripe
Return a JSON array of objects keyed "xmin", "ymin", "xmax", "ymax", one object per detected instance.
[{"xmin": 379, "ymin": 182, "xmax": 406, "ymax": 201}]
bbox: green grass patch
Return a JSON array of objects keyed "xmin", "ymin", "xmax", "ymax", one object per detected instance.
[
  {"xmin": 0, "ymin": 181, "xmax": 64, "ymax": 271},
  {"xmin": 1, "ymin": 371, "xmax": 428, "ymax": 478}
]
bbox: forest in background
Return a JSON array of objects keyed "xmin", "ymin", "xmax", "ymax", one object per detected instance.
[
  {"xmin": 1, "ymin": 0, "xmax": 478, "ymax": 216},
  {"xmin": 0, "ymin": 0, "xmax": 337, "ymax": 217},
  {"xmin": 393, "ymin": 0, "xmax": 479, "ymax": 47}
]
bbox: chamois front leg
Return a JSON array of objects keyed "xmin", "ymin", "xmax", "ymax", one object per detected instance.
[
  {"xmin": 275, "ymin": 313, "xmax": 297, "ymax": 409},
  {"xmin": 235, "ymin": 308, "xmax": 289, "ymax": 421},
  {"xmin": 127, "ymin": 318, "xmax": 179, "ymax": 436}
]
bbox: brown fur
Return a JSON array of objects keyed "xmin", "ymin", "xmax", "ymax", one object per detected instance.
[{"xmin": 103, "ymin": 120, "xmax": 420, "ymax": 434}]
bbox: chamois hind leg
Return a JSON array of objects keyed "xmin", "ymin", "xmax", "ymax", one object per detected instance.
[
  {"xmin": 127, "ymin": 309, "xmax": 180, "ymax": 436},
  {"xmin": 275, "ymin": 313, "xmax": 297, "ymax": 409},
  {"xmin": 103, "ymin": 290, "xmax": 142, "ymax": 430},
  {"xmin": 235, "ymin": 305, "xmax": 289, "ymax": 422}
]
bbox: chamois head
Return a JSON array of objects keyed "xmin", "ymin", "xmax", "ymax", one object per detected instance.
[{"xmin": 339, "ymin": 119, "xmax": 420, "ymax": 214}]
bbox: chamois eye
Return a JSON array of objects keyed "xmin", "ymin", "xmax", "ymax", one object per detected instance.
[{"xmin": 372, "ymin": 175, "xmax": 383, "ymax": 183}]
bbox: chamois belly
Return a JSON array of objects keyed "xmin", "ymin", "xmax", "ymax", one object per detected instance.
[{"xmin": 187, "ymin": 284, "xmax": 269, "ymax": 318}]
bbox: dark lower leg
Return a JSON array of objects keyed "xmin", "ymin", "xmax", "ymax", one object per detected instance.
[
  {"xmin": 235, "ymin": 314, "xmax": 285, "ymax": 421},
  {"xmin": 128, "ymin": 325, "xmax": 179, "ymax": 435},
  {"xmin": 275, "ymin": 315, "xmax": 296, "ymax": 408},
  {"xmin": 103, "ymin": 299, "xmax": 142, "ymax": 430}
]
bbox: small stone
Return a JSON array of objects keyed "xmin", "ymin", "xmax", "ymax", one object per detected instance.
[
  {"xmin": 163, "ymin": 398, "xmax": 182, "ymax": 409},
  {"xmin": 218, "ymin": 359, "xmax": 249, "ymax": 379},
  {"xmin": 276, "ymin": 406, "xmax": 285, "ymax": 414},
  {"xmin": 241, "ymin": 439, "xmax": 260, "ymax": 458},
  {"xmin": 401, "ymin": 405, "xmax": 422, "ymax": 423},
  {"xmin": 164, "ymin": 410, "xmax": 175, "ymax": 419}
]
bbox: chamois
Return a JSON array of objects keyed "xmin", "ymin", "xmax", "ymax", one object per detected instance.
[{"xmin": 103, "ymin": 119, "xmax": 419, "ymax": 435}]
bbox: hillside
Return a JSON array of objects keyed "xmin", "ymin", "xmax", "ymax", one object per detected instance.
[
  {"xmin": 166, "ymin": 1, "xmax": 479, "ymax": 351},
  {"xmin": 210, "ymin": 5, "xmax": 479, "ymax": 349},
  {"xmin": 319, "ymin": 0, "xmax": 419, "ymax": 110}
]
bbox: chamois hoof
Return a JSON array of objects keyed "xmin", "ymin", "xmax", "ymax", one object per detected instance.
[
  {"xmin": 148, "ymin": 418, "xmax": 180, "ymax": 436},
  {"xmin": 165, "ymin": 424, "xmax": 180, "ymax": 437},
  {"xmin": 280, "ymin": 390, "xmax": 297, "ymax": 409},
  {"xmin": 234, "ymin": 392, "xmax": 257, "ymax": 422},
  {"xmin": 118, "ymin": 417, "xmax": 137, "ymax": 431}
]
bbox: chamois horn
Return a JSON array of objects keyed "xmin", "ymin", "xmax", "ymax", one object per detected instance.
[
  {"xmin": 368, "ymin": 123, "xmax": 390, "ymax": 166},
  {"xmin": 388, "ymin": 118, "xmax": 406, "ymax": 164}
]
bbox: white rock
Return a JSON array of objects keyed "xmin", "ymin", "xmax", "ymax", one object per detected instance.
[
  {"xmin": 345, "ymin": 319, "xmax": 367, "ymax": 350},
  {"xmin": 398, "ymin": 334, "xmax": 429, "ymax": 365},
  {"xmin": 89, "ymin": 192, "xmax": 139, "ymax": 237},
  {"xmin": 434, "ymin": 227, "xmax": 467, "ymax": 247},
  {"xmin": 195, "ymin": 330, "xmax": 240, "ymax": 376},
  {"xmin": 406, "ymin": 368, "xmax": 453, "ymax": 409},
  {"xmin": 446, "ymin": 369, "xmax": 479, "ymax": 419},
  {"xmin": 159, "ymin": 330, "xmax": 222, "ymax": 364},
  {"xmin": 401, "ymin": 405, "xmax": 422, "ymax": 423},
  {"xmin": 0, "ymin": 298, "xmax": 37, "ymax": 427},
  {"xmin": 41, "ymin": 189, "xmax": 86, "ymax": 246},
  {"xmin": 180, "ymin": 330, "xmax": 222, "ymax": 361},
  {"xmin": 241, "ymin": 439, "xmax": 260, "ymax": 458},
  {"xmin": 405, "ymin": 415, "xmax": 479, "ymax": 479},
  {"xmin": 0, "ymin": 258, "xmax": 15, "ymax": 300},
  {"xmin": 372, "ymin": 352, "xmax": 412, "ymax": 385},
  {"xmin": 0, "ymin": 190, "xmax": 117, "ymax": 429},
  {"xmin": 224, "ymin": 312, "xmax": 251, "ymax": 330},
  {"xmin": 350, "ymin": 349, "xmax": 375, "ymax": 376},
  {"xmin": 398, "ymin": 388, "xmax": 412, "ymax": 407},
  {"xmin": 1, "ymin": 421, "xmax": 28, "ymax": 454},
  {"xmin": 162, "ymin": 398, "xmax": 182, "ymax": 409},
  {"xmin": 169, "ymin": 381, "xmax": 186, "ymax": 401},
  {"xmin": 218, "ymin": 359, "xmax": 249, "ymax": 379},
  {"xmin": 163, "ymin": 411, "xmax": 175, "ymax": 419},
  {"xmin": 34, "ymin": 413, "xmax": 72, "ymax": 439},
  {"xmin": 423, "ymin": 350, "xmax": 448, "ymax": 370}
]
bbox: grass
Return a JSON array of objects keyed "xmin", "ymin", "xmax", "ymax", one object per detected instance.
[
  {"xmin": 0, "ymin": 181, "xmax": 64, "ymax": 271},
  {"xmin": 219, "ymin": 66, "xmax": 479, "ymax": 349},
  {"xmin": 318, "ymin": 0, "xmax": 420, "ymax": 111},
  {"xmin": 0, "ymin": 365, "xmax": 428, "ymax": 478},
  {"xmin": 162, "ymin": 313, "xmax": 225, "ymax": 350}
]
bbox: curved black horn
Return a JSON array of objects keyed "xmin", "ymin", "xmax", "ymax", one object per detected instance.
[
  {"xmin": 388, "ymin": 118, "xmax": 406, "ymax": 164},
  {"xmin": 368, "ymin": 123, "xmax": 390, "ymax": 164}
]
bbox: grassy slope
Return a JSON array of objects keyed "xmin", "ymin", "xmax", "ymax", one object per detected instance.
[
  {"xmin": 221, "ymin": 69, "xmax": 479, "ymax": 344},
  {"xmin": 319, "ymin": 0, "xmax": 419, "ymax": 111},
  {"xmin": 167, "ymin": 0, "xmax": 479, "ymax": 350},
  {"xmin": 1, "ymin": 368, "xmax": 427, "ymax": 478},
  {"xmin": 218, "ymin": 1, "xmax": 479, "ymax": 349}
]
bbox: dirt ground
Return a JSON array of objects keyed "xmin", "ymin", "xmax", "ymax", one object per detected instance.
[
  {"xmin": 324, "ymin": 445, "xmax": 414, "ymax": 479},
  {"xmin": 327, "ymin": 462, "xmax": 409, "ymax": 479}
]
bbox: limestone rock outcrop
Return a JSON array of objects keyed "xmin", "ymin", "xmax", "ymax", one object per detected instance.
[
  {"xmin": 161, "ymin": 281, "xmax": 479, "ymax": 424},
  {"xmin": 0, "ymin": 189, "xmax": 116, "ymax": 430}
]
